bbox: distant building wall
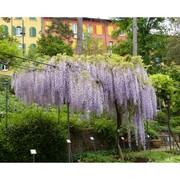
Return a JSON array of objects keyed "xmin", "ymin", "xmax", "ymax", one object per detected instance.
[
  {"xmin": 42, "ymin": 17, "xmax": 126, "ymax": 51},
  {"xmin": 0, "ymin": 17, "xmax": 42, "ymax": 53}
]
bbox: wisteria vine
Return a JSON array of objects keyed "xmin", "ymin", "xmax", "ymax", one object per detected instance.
[{"xmin": 11, "ymin": 54, "xmax": 157, "ymax": 148}]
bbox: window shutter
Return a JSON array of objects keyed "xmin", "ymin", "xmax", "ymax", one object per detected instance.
[
  {"xmin": 0, "ymin": 64, "xmax": 3, "ymax": 70},
  {"xmin": 29, "ymin": 17, "xmax": 36, "ymax": 20},
  {"xmin": 3, "ymin": 25, "xmax": 8, "ymax": 35},
  {"xmin": 30, "ymin": 43, "xmax": 36, "ymax": 49},
  {"xmin": 32, "ymin": 27, "xmax": 36, "ymax": 37},
  {"xmin": 12, "ymin": 26, "xmax": 16, "ymax": 36},
  {"xmin": 30, "ymin": 27, "xmax": 36, "ymax": 37},
  {"xmin": 30, "ymin": 27, "xmax": 32, "ymax": 36},
  {"xmin": 15, "ymin": 17, "xmax": 22, "ymax": 20}
]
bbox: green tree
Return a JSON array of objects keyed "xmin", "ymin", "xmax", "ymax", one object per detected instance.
[
  {"xmin": 0, "ymin": 25, "xmax": 21, "ymax": 68},
  {"xmin": 165, "ymin": 18, "xmax": 180, "ymax": 65},
  {"xmin": 46, "ymin": 18, "xmax": 73, "ymax": 45},
  {"xmin": 82, "ymin": 32, "xmax": 107, "ymax": 55},
  {"xmin": 37, "ymin": 34, "xmax": 73, "ymax": 56},
  {"xmin": 112, "ymin": 18, "xmax": 167, "ymax": 70},
  {"xmin": 37, "ymin": 18, "xmax": 73, "ymax": 56},
  {"xmin": 150, "ymin": 74, "xmax": 180, "ymax": 150},
  {"xmin": 160, "ymin": 63, "xmax": 180, "ymax": 115}
]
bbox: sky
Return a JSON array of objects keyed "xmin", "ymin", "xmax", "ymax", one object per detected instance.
[{"xmin": 1, "ymin": 0, "xmax": 180, "ymax": 17}]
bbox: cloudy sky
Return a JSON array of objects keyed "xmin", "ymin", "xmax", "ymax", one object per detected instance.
[{"xmin": 1, "ymin": 0, "xmax": 180, "ymax": 17}]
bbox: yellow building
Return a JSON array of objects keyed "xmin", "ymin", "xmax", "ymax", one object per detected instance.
[{"xmin": 0, "ymin": 17, "xmax": 42, "ymax": 54}]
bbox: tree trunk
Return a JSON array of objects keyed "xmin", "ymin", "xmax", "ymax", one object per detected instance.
[
  {"xmin": 115, "ymin": 101, "xmax": 124, "ymax": 160},
  {"xmin": 111, "ymin": 68, "xmax": 124, "ymax": 160},
  {"xmin": 76, "ymin": 17, "xmax": 83, "ymax": 55},
  {"xmin": 133, "ymin": 17, "xmax": 138, "ymax": 56}
]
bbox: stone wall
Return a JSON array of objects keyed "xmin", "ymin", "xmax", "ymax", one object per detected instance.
[{"xmin": 70, "ymin": 130, "xmax": 113, "ymax": 153}]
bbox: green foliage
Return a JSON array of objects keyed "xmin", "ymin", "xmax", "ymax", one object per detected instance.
[
  {"xmin": 0, "ymin": 76, "xmax": 11, "ymax": 92},
  {"xmin": 0, "ymin": 25, "xmax": 21, "ymax": 68},
  {"xmin": 0, "ymin": 109, "xmax": 67, "ymax": 162},
  {"xmin": 61, "ymin": 116, "xmax": 90, "ymax": 133},
  {"xmin": 160, "ymin": 64, "xmax": 180, "ymax": 114},
  {"xmin": 170, "ymin": 116, "xmax": 180, "ymax": 127},
  {"xmin": 73, "ymin": 149, "xmax": 122, "ymax": 162},
  {"xmin": 37, "ymin": 18, "xmax": 73, "ymax": 57},
  {"xmin": 91, "ymin": 117, "xmax": 116, "ymax": 145},
  {"xmin": 144, "ymin": 120, "xmax": 161, "ymax": 139},
  {"xmin": 0, "ymin": 90, "xmax": 29, "ymax": 119},
  {"xmin": 37, "ymin": 18, "xmax": 73, "ymax": 56},
  {"xmin": 46, "ymin": 18, "xmax": 73, "ymax": 44},
  {"xmin": 171, "ymin": 126, "xmax": 180, "ymax": 134},
  {"xmin": 112, "ymin": 17, "xmax": 167, "ymax": 72},
  {"xmin": 169, "ymin": 116, "xmax": 180, "ymax": 134},
  {"xmin": 150, "ymin": 74, "xmax": 176, "ymax": 101},
  {"xmin": 127, "ymin": 151, "xmax": 171, "ymax": 162},
  {"xmin": 73, "ymin": 149, "xmax": 180, "ymax": 162},
  {"xmin": 148, "ymin": 120, "xmax": 161, "ymax": 132},
  {"xmin": 26, "ymin": 46, "xmax": 39, "ymax": 59},
  {"xmin": 82, "ymin": 33, "xmax": 108, "ymax": 55},
  {"xmin": 128, "ymin": 150, "xmax": 180, "ymax": 162},
  {"xmin": 154, "ymin": 111, "xmax": 168, "ymax": 126},
  {"xmin": 161, "ymin": 63, "xmax": 180, "ymax": 82},
  {"xmin": 53, "ymin": 53, "xmax": 145, "ymax": 70},
  {"xmin": 166, "ymin": 34, "xmax": 180, "ymax": 65},
  {"xmin": 37, "ymin": 34, "xmax": 73, "ymax": 56},
  {"xmin": 148, "ymin": 129, "xmax": 159, "ymax": 139}
]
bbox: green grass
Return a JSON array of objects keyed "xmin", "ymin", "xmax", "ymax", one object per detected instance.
[{"xmin": 72, "ymin": 149, "xmax": 180, "ymax": 163}]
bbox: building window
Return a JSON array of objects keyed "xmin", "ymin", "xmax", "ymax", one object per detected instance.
[
  {"xmin": 45, "ymin": 21, "xmax": 52, "ymax": 30},
  {"xmin": 96, "ymin": 25, "xmax": 102, "ymax": 35},
  {"xmin": 87, "ymin": 25, "xmax": 92, "ymax": 34},
  {"xmin": 82, "ymin": 24, "xmax": 86, "ymax": 32},
  {"xmin": 29, "ymin": 27, "xmax": 36, "ymax": 37},
  {"xmin": 3, "ymin": 25, "xmax": 8, "ymax": 35},
  {"xmin": 109, "ymin": 41, "xmax": 113, "ymax": 54},
  {"xmin": 30, "ymin": 43, "xmax": 36, "ymax": 49},
  {"xmin": 29, "ymin": 17, "xmax": 36, "ymax": 20},
  {"xmin": 15, "ymin": 17, "xmax": 22, "ymax": 20},
  {"xmin": 16, "ymin": 26, "xmax": 22, "ymax": 36},
  {"xmin": 14, "ymin": 26, "xmax": 25, "ymax": 36},
  {"xmin": 108, "ymin": 26, "xmax": 113, "ymax": 36},
  {"xmin": 0, "ymin": 64, "xmax": 3, "ymax": 70},
  {"xmin": 12, "ymin": 26, "xmax": 16, "ymax": 36},
  {"xmin": 71, "ymin": 39, "xmax": 77, "ymax": 49},
  {"xmin": 120, "ymin": 30, "xmax": 124, "ymax": 36},
  {"xmin": 72, "ymin": 23, "xmax": 77, "ymax": 38},
  {"xmin": 0, "ymin": 64, "xmax": 7, "ymax": 71}
]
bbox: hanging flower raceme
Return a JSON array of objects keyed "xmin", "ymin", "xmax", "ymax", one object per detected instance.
[{"xmin": 11, "ymin": 54, "xmax": 157, "ymax": 148}]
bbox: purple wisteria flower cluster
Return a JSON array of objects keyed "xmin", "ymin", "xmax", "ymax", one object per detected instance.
[{"xmin": 11, "ymin": 55, "xmax": 157, "ymax": 147}]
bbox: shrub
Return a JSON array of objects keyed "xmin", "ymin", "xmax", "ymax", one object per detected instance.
[
  {"xmin": 170, "ymin": 116, "xmax": 180, "ymax": 127},
  {"xmin": 154, "ymin": 111, "xmax": 168, "ymax": 126},
  {"xmin": 0, "ymin": 109, "xmax": 67, "ymax": 162},
  {"xmin": 73, "ymin": 150, "xmax": 122, "ymax": 162},
  {"xmin": 92, "ymin": 118, "xmax": 116, "ymax": 146},
  {"xmin": 127, "ymin": 151, "xmax": 172, "ymax": 162}
]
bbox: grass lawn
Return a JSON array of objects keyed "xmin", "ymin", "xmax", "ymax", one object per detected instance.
[{"xmin": 72, "ymin": 149, "xmax": 180, "ymax": 163}]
